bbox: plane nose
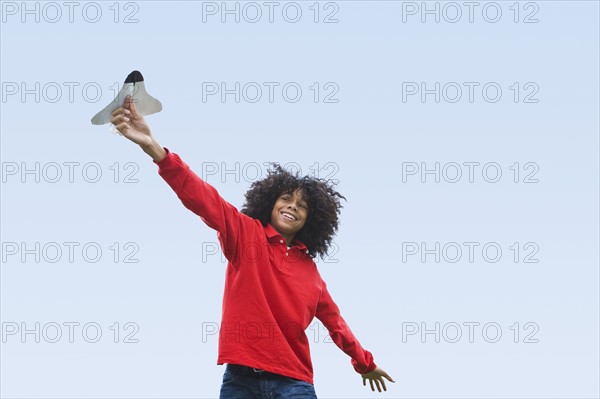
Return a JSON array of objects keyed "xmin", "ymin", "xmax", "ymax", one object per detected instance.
[{"xmin": 125, "ymin": 70, "xmax": 143, "ymax": 84}]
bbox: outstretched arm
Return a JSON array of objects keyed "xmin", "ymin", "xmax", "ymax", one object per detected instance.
[
  {"xmin": 111, "ymin": 96, "xmax": 250, "ymax": 263},
  {"xmin": 315, "ymin": 279, "xmax": 395, "ymax": 393}
]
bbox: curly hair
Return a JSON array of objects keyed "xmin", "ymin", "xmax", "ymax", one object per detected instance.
[{"xmin": 240, "ymin": 163, "xmax": 346, "ymax": 259}]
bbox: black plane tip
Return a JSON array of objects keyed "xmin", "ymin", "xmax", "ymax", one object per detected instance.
[{"xmin": 124, "ymin": 70, "xmax": 144, "ymax": 84}]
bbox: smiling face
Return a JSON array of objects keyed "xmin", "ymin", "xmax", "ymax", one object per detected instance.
[{"xmin": 270, "ymin": 189, "xmax": 309, "ymax": 245}]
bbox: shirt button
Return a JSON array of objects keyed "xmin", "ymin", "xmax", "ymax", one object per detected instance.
[
  {"xmin": 279, "ymin": 240, "xmax": 283, "ymax": 244},
  {"xmin": 286, "ymin": 252, "xmax": 288, "ymax": 256}
]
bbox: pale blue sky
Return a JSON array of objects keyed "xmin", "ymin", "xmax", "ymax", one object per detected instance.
[{"xmin": 1, "ymin": 1, "xmax": 599, "ymax": 398}]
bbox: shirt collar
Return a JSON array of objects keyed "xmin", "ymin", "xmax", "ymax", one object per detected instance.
[{"xmin": 265, "ymin": 223, "xmax": 308, "ymax": 252}]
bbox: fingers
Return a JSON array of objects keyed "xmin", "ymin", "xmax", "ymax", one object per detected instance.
[
  {"xmin": 383, "ymin": 372, "xmax": 396, "ymax": 383},
  {"xmin": 111, "ymin": 106, "xmax": 130, "ymax": 117},
  {"xmin": 125, "ymin": 95, "xmax": 141, "ymax": 119},
  {"xmin": 364, "ymin": 377, "xmax": 390, "ymax": 393},
  {"xmin": 110, "ymin": 112, "xmax": 129, "ymax": 126},
  {"xmin": 374, "ymin": 378, "xmax": 382, "ymax": 392},
  {"xmin": 363, "ymin": 371, "xmax": 395, "ymax": 393},
  {"xmin": 110, "ymin": 107, "xmax": 132, "ymax": 137},
  {"xmin": 113, "ymin": 122, "xmax": 130, "ymax": 136},
  {"xmin": 110, "ymin": 102, "xmax": 134, "ymax": 136}
]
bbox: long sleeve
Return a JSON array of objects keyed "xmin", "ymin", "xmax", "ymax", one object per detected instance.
[
  {"xmin": 315, "ymin": 278, "xmax": 377, "ymax": 374},
  {"xmin": 153, "ymin": 147, "xmax": 251, "ymax": 263}
]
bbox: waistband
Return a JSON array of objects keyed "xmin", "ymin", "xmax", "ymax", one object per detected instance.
[{"xmin": 226, "ymin": 363, "xmax": 293, "ymax": 380}]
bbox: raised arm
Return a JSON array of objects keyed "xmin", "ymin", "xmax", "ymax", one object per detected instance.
[
  {"xmin": 315, "ymin": 278, "xmax": 395, "ymax": 392},
  {"xmin": 111, "ymin": 96, "xmax": 249, "ymax": 263}
]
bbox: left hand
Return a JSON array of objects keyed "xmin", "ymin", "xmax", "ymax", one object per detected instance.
[
  {"xmin": 111, "ymin": 95, "xmax": 154, "ymax": 147},
  {"xmin": 362, "ymin": 366, "xmax": 395, "ymax": 392}
]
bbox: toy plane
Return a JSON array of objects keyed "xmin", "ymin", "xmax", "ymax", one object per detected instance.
[{"xmin": 91, "ymin": 70, "xmax": 162, "ymax": 125}]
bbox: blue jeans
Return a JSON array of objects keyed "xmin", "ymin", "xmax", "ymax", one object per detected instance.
[{"xmin": 219, "ymin": 364, "xmax": 318, "ymax": 399}]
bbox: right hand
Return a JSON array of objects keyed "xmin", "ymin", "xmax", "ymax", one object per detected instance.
[{"xmin": 111, "ymin": 95, "xmax": 154, "ymax": 147}]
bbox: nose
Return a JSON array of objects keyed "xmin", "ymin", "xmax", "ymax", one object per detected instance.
[{"xmin": 287, "ymin": 202, "xmax": 298, "ymax": 212}]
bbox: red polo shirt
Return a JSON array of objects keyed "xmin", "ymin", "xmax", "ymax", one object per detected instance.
[{"xmin": 154, "ymin": 147, "xmax": 376, "ymax": 384}]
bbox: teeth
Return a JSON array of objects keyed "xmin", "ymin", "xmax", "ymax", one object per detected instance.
[{"xmin": 282, "ymin": 212, "xmax": 295, "ymax": 221}]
